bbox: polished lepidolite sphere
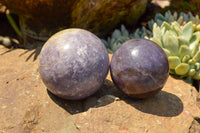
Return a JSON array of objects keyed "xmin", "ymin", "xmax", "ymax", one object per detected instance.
[
  {"xmin": 39, "ymin": 29, "xmax": 109, "ymax": 100},
  {"xmin": 110, "ymin": 39, "xmax": 169, "ymax": 99}
]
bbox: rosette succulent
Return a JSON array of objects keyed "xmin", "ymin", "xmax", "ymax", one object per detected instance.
[
  {"xmin": 102, "ymin": 11, "xmax": 200, "ymax": 54},
  {"xmin": 148, "ymin": 21, "xmax": 200, "ymax": 80},
  {"xmin": 133, "ymin": 11, "xmax": 200, "ymax": 39},
  {"xmin": 101, "ymin": 25, "xmax": 131, "ymax": 53}
]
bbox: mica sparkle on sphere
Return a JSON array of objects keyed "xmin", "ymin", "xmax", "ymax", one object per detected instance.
[
  {"xmin": 39, "ymin": 29, "xmax": 109, "ymax": 100},
  {"xmin": 110, "ymin": 39, "xmax": 169, "ymax": 99}
]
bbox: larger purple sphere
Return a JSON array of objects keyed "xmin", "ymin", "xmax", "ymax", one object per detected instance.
[
  {"xmin": 110, "ymin": 39, "xmax": 169, "ymax": 99},
  {"xmin": 39, "ymin": 29, "xmax": 109, "ymax": 100}
]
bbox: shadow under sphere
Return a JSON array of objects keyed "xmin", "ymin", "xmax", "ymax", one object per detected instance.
[
  {"xmin": 47, "ymin": 79, "xmax": 124, "ymax": 114},
  {"xmin": 47, "ymin": 79, "xmax": 183, "ymax": 117},
  {"xmin": 124, "ymin": 90, "xmax": 184, "ymax": 117}
]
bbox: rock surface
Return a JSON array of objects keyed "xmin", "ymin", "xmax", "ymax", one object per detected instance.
[{"xmin": 0, "ymin": 45, "xmax": 200, "ymax": 133}]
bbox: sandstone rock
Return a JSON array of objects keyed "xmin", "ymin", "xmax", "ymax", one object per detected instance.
[
  {"xmin": 75, "ymin": 54, "xmax": 200, "ymax": 132},
  {"xmin": 0, "ymin": 46, "xmax": 200, "ymax": 133},
  {"xmin": 0, "ymin": 45, "xmax": 78, "ymax": 132},
  {"xmin": 189, "ymin": 118, "xmax": 200, "ymax": 133},
  {"xmin": 74, "ymin": 76, "xmax": 200, "ymax": 133}
]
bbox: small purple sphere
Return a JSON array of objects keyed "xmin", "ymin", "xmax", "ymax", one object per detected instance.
[
  {"xmin": 110, "ymin": 39, "xmax": 169, "ymax": 99},
  {"xmin": 39, "ymin": 29, "xmax": 109, "ymax": 100}
]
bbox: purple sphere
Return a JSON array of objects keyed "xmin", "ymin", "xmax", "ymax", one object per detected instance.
[
  {"xmin": 39, "ymin": 29, "xmax": 109, "ymax": 100},
  {"xmin": 110, "ymin": 39, "xmax": 169, "ymax": 99}
]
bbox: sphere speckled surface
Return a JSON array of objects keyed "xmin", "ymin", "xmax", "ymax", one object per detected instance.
[
  {"xmin": 110, "ymin": 39, "xmax": 169, "ymax": 99},
  {"xmin": 39, "ymin": 29, "xmax": 109, "ymax": 100}
]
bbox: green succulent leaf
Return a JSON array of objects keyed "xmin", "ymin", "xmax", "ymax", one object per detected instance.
[
  {"xmin": 194, "ymin": 15, "xmax": 200, "ymax": 25},
  {"xmin": 110, "ymin": 38, "xmax": 116, "ymax": 47},
  {"xmin": 173, "ymin": 12, "xmax": 178, "ymax": 21},
  {"xmin": 188, "ymin": 69, "xmax": 196, "ymax": 77},
  {"xmin": 182, "ymin": 21, "xmax": 194, "ymax": 42},
  {"xmin": 192, "ymin": 51, "xmax": 200, "ymax": 62},
  {"xmin": 195, "ymin": 62, "xmax": 200, "ymax": 70},
  {"xmin": 168, "ymin": 56, "xmax": 181, "ymax": 69},
  {"xmin": 107, "ymin": 37, "xmax": 111, "ymax": 44},
  {"xmin": 111, "ymin": 42, "xmax": 121, "ymax": 52},
  {"xmin": 163, "ymin": 48, "xmax": 171, "ymax": 57},
  {"xmin": 165, "ymin": 11, "xmax": 171, "ymax": 21},
  {"xmin": 133, "ymin": 32, "xmax": 140, "ymax": 38},
  {"xmin": 107, "ymin": 48, "xmax": 113, "ymax": 54},
  {"xmin": 157, "ymin": 19, "xmax": 164, "ymax": 27},
  {"xmin": 189, "ymin": 35, "xmax": 199, "ymax": 56},
  {"xmin": 175, "ymin": 63, "xmax": 190, "ymax": 75},
  {"xmin": 101, "ymin": 39, "xmax": 109, "ymax": 48},
  {"xmin": 111, "ymin": 29, "xmax": 122, "ymax": 39},
  {"xmin": 193, "ymin": 31, "xmax": 200, "ymax": 40},
  {"xmin": 153, "ymin": 23, "xmax": 161, "ymax": 40},
  {"xmin": 140, "ymin": 27, "xmax": 148, "ymax": 38},
  {"xmin": 171, "ymin": 22, "xmax": 182, "ymax": 35},
  {"xmin": 182, "ymin": 55, "xmax": 190, "ymax": 63},
  {"xmin": 162, "ymin": 31, "xmax": 179, "ymax": 55},
  {"xmin": 121, "ymin": 25, "xmax": 129, "ymax": 36},
  {"xmin": 155, "ymin": 13, "xmax": 166, "ymax": 22},
  {"xmin": 148, "ymin": 19, "xmax": 154, "ymax": 31},
  {"xmin": 179, "ymin": 45, "xmax": 190, "ymax": 59},
  {"xmin": 177, "ymin": 16, "xmax": 183, "ymax": 25},
  {"xmin": 177, "ymin": 36, "xmax": 189, "ymax": 46},
  {"xmin": 161, "ymin": 22, "xmax": 171, "ymax": 33},
  {"xmin": 110, "ymin": 36, "xmax": 130, "ymax": 52},
  {"xmin": 190, "ymin": 64, "xmax": 195, "ymax": 69},
  {"xmin": 192, "ymin": 70, "xmax": 200, "ymax": 80},
  {"xmin": 141, "ymin": 26, "xmax": 147, "ymax": 33},
  {"xmin": 181, "ymin": 12, "xmax": 188, "ymax": 22},
  {"xmin": 188, "ymin": 59, "xmax": 196, "ymax": 64},
  {"xmin": 152, "ymin": 36, "xmax": 162, "ymax": 47},
  {"xmin": 168, "ymin": 15, "xmax": 175, "ymax": 23}
]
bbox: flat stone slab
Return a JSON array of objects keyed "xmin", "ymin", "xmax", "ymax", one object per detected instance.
[
  {"xmin": 75, "ymin": 76, "xmax": 200, "ymax": 133},
  {"xmin": 0, "ymin": 45, "xmax": 200, "ymax": 133}
]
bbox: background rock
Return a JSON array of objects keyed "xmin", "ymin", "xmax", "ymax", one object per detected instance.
[
  {"xmin": 0, "ymin": 45, "xmax": 199, "ymax": 133},
  {"xmin": 0, "ymin": 0, "xmax": 148, "ymax": 48}
]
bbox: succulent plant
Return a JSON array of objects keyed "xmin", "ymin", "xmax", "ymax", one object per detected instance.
[
  {"xmin": 101, "ymin": 11, "xmax": 200, "ymax": 81},
  {"xmin": 101, "ymin": 25, "xmax": 131, "ymax": 53},
  {"xmin": 102, "ymin": 11, "xmax": 200, "ymax": 53},
  {"xmin": 132, "ymin": 11, "xmax": 200, "ymax": 39},
  {"xmin": 148, "ymin": 21, "xmax": 200, "ymax": 80}
]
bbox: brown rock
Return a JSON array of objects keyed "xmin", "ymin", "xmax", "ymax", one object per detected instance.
[
  {"xmin": 189, "ymin": 118, "xmax": 200, "ymax": 133},
  {"xmin": 0, "ymin": 0, "xmax": 148, "ymax": 48},
  {"xmin": 0, "ymin": 46, "xmax": 200, "ymax": 133},
  {"xmin": 0, "ymin": 46, "xmax": 79, "ymax": 132},
  {"xmin": 74, "ymin": 76, "xmax": 200, "ymax": 133}
]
